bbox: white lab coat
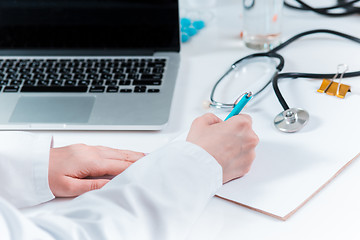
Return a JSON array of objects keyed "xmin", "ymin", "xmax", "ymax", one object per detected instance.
[{"xmin": 0, "ymin": 132, "xmax": 222, "ymax": 240}]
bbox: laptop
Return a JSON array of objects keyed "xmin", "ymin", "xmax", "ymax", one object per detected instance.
[{"xmin": 0, "ymin": 0, "xmax": 180, "ymax": 130}]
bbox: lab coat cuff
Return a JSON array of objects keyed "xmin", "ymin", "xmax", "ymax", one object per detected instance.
[
  {"xmin": 176, "ymin": 140, "xmax": 223, "ymax": 192},
  {"xmin": 32, "ymin": 135, "xmax": 55, "ymax": 204}
]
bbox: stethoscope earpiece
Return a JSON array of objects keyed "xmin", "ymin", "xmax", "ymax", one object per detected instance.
[
  {"xmin": 274, "ymin": 108, "xmax": 309, "ymax": 133},
  {"xmin": 202, "ymin": 100, "xmax": 211, "ymax": 109}
]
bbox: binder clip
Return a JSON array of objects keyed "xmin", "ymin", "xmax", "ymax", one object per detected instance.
[{"xmin": 317, "ymin": 64, "xmax": 351, "ymax": 99}]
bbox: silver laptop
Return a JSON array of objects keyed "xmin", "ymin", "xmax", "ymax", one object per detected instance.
[{"xmin": 0, "ymin": 0, "xmax": 180, "ymax": 130}]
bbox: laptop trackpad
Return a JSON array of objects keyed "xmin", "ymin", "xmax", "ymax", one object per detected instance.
[{"xmin": 10, "ymin": 97, "xmax": 95, "ymax": 123}]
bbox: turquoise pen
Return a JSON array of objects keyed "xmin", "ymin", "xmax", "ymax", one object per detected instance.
[{"xmin": 224, "ymin": 92, "xmax": 253, "ymax": 121}]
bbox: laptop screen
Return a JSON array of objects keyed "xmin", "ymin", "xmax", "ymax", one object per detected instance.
[{"xmin": 0, "ymin": 0, "xmax": 179, "ymax": 52}]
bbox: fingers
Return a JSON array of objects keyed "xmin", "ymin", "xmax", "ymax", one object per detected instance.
[
  {"xmin": 226, "ymin": 113, "xmax": 252, "ymax": 126},
  {"xmin": 193, "ymin": 113, "xmax": 222, "ymax": 127},
  {"xmin": 57, "ymin": 178, "xmax": 110, "ymax": 197},
  {"xmin": 95, "ymin": 146, "xmax": 145, "ymax": 162},
  {"xmin": 94, "ymin": 159, "xmax": 134, "ymax": 176}
]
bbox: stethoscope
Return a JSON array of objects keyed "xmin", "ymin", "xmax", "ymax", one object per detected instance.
[
  {"xmin": 284, "ymin": 0, "xmax": 360, "ymax": 17},
  {"xmin": 244, "ymin": 0, "xmax": 360, "ymax": 16},
  {"xmin": 208, "ymin": 29, "xmax": 360, "ymax": 133}
]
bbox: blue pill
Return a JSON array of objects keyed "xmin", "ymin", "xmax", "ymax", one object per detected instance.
[
  {"xmin": 181, "ymin": 32, "xmax": 190, "ymax": 43},
  {"xmin": 184, "ymin": 27, "xmax": 197, "ymax": 36},
  {"xmin": 180, "ymin": 18, "xmax": 191, "ymax": 27},
  {"xmin": 193, "ymin": 20, "xmax": 205, "ymax": 30}
]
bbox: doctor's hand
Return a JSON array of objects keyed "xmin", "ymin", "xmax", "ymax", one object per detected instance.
[
  {"xmin": 186, "ymin": 113, "xmax": 259, "ymax": 183},
  {"xmin": 48, "ymin": 144, "xmax": 145, "ymax": 197}
]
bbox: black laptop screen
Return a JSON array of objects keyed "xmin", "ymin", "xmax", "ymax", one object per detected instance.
[{"xmin": 0, "ymin": 0, "xmax": 179, "ymax": 51}]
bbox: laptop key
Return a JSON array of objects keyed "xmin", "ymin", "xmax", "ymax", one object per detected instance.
[
  {"xmin": 51, "ymin": 80, "xmax": 62, "ymax": 86},
  {"xmin": 33, "ymin": 74, "xmax": 45, "ymax": 80},
  {"xmin": 24, "ymin": 80, "xmax": 36, "ymax": 85},
  {"xmin": 134, "ymin": 62, "xmax": 146, "ymax": 68},
  {"xmin": 127, "ymin": 74, "xmax": 139, "ymax": 80},
  {"xmin": 108, "ymin": 63, "xmax": 119, "ymax": 68},
  {"xmin": 89, "ymin": 86, "xmax": 105, "ymax": 93},
  {"xmin": 139, "ymin": 68, "xmax": 152, "ymax": 74},
  {"xmin": 46, "ymin": 68, "xmax": 58, "ymax": 74},
  {"xmin": 148, "ymin": 89, "xmax": 160, "ymax": 93},
  {"xmin": 155, "ymin": 59, "xmax": 166, "ymax": 62},
  {"xmin": 106, "ymin": 86, "xmax": 119, "ymax": 93},
  {"xmin": 86, "ymin": 68, "xmax": 98, "ymax": 74},
  {"xmin": 46, "ymin": 74, "xmax": 59, "ymax": 80},
  {"xmin": 38, "ymin": 80, "xmax": 50, "ymax": 86},
  {"xmin": 59, "ymin": 68, "xmax": 72, "ymax": 74},
  {"xmin": 114, "ymin": 74, "xmax": 126, "ymax": 80},
  {"xmin": 33, "ymin": 68, "xmax": 45, "ymax": 74},
  {"xmin": 5, "ymin": 68, "xmax": 18, "ymax": 74},
  {"xmin": 64, "ymin": 80, "xmax": 76, "ymax": 86},
  {"xmin": 78, "ymin": 80, "xmax": 91, "ymax": 86},
  {"xmin": 141, "ymin": 74, "xmax": 163, "ymax": 80},
  {"xmin": 153, "ymin": 68, "xmax": 164, "ymax": 74},
  {"xmin": 120, "ymin": 89, "xmax": 132, "ymax": 93},
  {"xmin": 119, "ymin": 80, "xmax": 131, "ymax": 85},
  {"xmin": 134, "ymin": 86, "xmax": 146, "ymax": 93},
  {"xmin": 133, "ymin": 80, "xmax": 161, "ymax": 86},
  {"xmin": 6, "ymin": 74, "xmax": 16, "ymax": 80},
  {"xmin": 21, "ymin": 86, "xmax": 88, "ymax": 92},
  {"xmin": 19, "ymin": 68, "xmax": 31, "ymax": 74},
  {"xmin": 73, "ymin": 74, "xmax": 86, "ymax": 80},
  {"xmin": 21, "ymin": 74, "xmax": 32, "ymax": 79},
  {"xmin": 92, "ymin": 80, "xmax": 104, "ymax": 86},
  {"xmin": 0, "ymin": 80, "xmax": 9, "ymax": 85},
  {"xmin": 4, "ymin": 86, "xmax": 19, "ymax": 92},
  {"xmin": 106, "ymin": 80, "xmax": 118, "ymax": 86},
  {"xmin": 87, "ymin": 74, "xmax": 99, "ymax": 80},
  {"xmin": 29, "ymin": 62, "xmax": 41, "ymax": 68},
  {"xmin": 100, "ymin": 74, "xmax": 112, "ymax": 80},
  {"xmin": 113, "ymin": 69, "xmax": 125, "ymax": 74},
  {"xmin": 61, "ymin": 74, "xmax": 72, "ymax": 79},
  {"xmin": 73, "ymin": 68, "xmax": 84, "ymax": 74},
  {"xmin": 99, "ymin": 68, "xmax": 111, "ymax": 74},
  {"xmin": 125, "ymin": 68, "xmax": 138, "ymax": 74},
  {"xmin": 147, "ymin": 62, "xmax": 165, "ymax": 68}
]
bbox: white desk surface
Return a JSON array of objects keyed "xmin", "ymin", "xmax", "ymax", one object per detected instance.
[{"xmin": 25, "ymin": 1, "xmax": 360, "ymax": 239}]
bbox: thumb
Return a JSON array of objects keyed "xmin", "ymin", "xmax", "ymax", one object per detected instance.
[{"xmin": 64, "ymin": 178, "xmax": 110, "ymax": 197}]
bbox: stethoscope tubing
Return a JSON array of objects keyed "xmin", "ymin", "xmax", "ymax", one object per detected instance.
[
  {"xmin": 284, "ymin": 0, "xmax": 360, "ymax": 16},
  {"xmin": 210, "ymin": 52, "xmax": 284, "ymax": 108},
  {"xmin": 273, "ymin": 71, "xmax": 360, "ymax": 110},
  {"xmin": 270, "ymin": 29, "xmax": 360, "ymax": 111},
  {"xmin": 210, "ymin": 29, "xmax": 360, "ymax": 111},
  {"xmin": 270, "ymin": 29, "xmax": 360, "ymax": 53}
]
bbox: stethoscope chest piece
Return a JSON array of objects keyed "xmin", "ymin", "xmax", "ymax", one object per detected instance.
[{"xmin": 274, "ymin": 108, "xmax": 309, "ymax": 133}]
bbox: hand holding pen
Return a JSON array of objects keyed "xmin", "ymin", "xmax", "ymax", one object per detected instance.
[{"xmin": 186, "ymin": 92, "xmax": 258, "ymax": 183}]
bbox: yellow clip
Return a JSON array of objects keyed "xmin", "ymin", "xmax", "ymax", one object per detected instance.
[
  {"xmin": 317, "ymin": 64, "xmax": 351, "ymax": 99},
  {"xmin": 317, "ymin": 79, "xmax": 351, "ymax": 98}
]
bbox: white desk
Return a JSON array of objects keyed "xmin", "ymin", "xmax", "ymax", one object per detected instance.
[
  {"xmin": 182, "ymin": 1, "xmax": 360, "ymax": 239},
  {"xmin": 24, "ymin": 1, "xmax": 360, "ymax": 239}
]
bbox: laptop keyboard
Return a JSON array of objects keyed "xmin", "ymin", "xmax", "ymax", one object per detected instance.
[{"xmin": 0, "ymin": 58, "xmax": 166, "ymax": 93}]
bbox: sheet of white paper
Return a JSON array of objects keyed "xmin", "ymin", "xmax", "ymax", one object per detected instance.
[{"xmin": 215, "ymin": 78, "xmax": 360, "ymax": 219}]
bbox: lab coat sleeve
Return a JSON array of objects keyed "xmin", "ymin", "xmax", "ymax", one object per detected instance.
[
  {"xmin": 0, "ymin": 141, "xmax": 223, "ymax": 240},
  {"xmin": 0, "ymin": 132, "xmax": 54, "ymax": 208}
]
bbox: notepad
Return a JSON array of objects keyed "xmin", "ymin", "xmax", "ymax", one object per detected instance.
[{"xmin": 214, "ymin": 78, "xmax": 360, "ymax": 220}]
